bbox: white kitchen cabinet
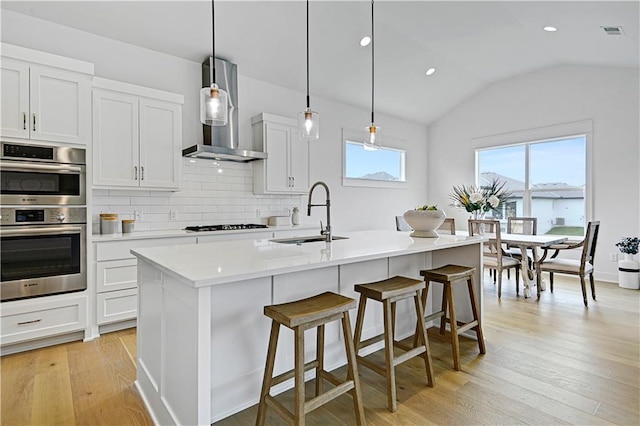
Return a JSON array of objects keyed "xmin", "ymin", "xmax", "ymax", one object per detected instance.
[
  {"xmin": 252, "ymin": 113, "xmax": 309, "ymax": 194},
  {"xmin": 0, "ymin": 293, "xmax": 87, "ymax": 348},
  {"xmin": 1, "ymin": 44, "xmax": 92, "ymax": 145},
  {"xmin": 94, "ymin": 236, "xmax": 195, "ymax": 328},
  {"xmin": 92, "ymin": 77, "xmax": 183, "ymax": 190}
]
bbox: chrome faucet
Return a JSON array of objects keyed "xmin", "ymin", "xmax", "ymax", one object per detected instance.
[{"xmin": 307, "ymin": 181, "xmax": 332, "ymax": 242}]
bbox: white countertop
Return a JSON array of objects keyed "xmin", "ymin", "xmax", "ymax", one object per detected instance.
[
  {"xmin": 131, "ymin": 230, "xmax": 483, "ymax": 288},
  {"xmin": 91, "ymin": 224, "xmax": 315, "ymax": 242}
]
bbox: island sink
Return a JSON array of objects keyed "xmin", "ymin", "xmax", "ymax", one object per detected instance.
[{"xmin": 270, "ymin": 235, "xmax": 349, "ymax": 244}]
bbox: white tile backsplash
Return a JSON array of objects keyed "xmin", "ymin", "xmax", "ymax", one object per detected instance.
[{"xmin": 91, "ymin": 158, "xmax": 303, "ymax": 234}]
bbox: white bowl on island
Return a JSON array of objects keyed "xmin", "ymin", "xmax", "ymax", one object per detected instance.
[{"xmin": 403, "ymin": 207, "xmax": 446, "ymax": 238}]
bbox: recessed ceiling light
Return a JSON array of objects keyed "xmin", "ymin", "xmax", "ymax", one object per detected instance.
[
  {"xmin": 543, "ymin": 26, "xmax": 558, "ymax": 32},
  {"xmin": 360, "ymin": 36, "xmax": 371, "ymax": 47},
  {"xmin": 425, "ymin": 67, "xmax": 436, "ymax": 76}
]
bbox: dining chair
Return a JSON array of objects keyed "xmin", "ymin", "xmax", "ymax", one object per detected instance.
[
  {"xmin": 538, "ymin": 221, "xmax": 600, "ymax": 307},
  {"xmin": 468, "ymin": 219, "xmax": 520, "ymax": 298},
  {"xmin": 505, "ymin": 217, "xmax": 538, "ymax": 269},
  {"xmin": 395, "ymin": 215, "xmax": 412, "ymax": 231},
  {"xmin": 438, "ymin": 218, "xmax": 456, "ymax": 235}
]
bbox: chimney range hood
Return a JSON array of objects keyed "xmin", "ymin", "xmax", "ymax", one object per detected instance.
[{"xmin": 182, "ymin": 57, "xmax": 267, "ymax": 163}]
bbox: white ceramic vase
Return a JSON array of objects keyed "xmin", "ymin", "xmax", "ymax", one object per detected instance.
[
  {"xmin": 403, "ymin": 209, "xmax": 446, "ymax": 238},
  {"xmin": 618, "ymin": 253, "xmax": 640, "ymax": 289}
]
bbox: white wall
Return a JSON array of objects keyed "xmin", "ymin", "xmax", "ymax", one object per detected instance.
[
  {"xmin": 2, "ymin": 10, "xmax": 429, "ymax": 234},
  {"xmin": 428, "ymin": 65, "xmax": 640, "ymax": 282}
]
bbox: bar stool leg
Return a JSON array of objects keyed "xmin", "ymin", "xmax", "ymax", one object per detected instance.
[
  {"xmin": 353, "ymin": 294, "xmax": 367, "ymax": 355},
  {"xmin": 342, "ymin": 312, "xmax": 366, "ymax": 425},
  {"xmin": 257, "ymin": 321, "xmax": 280, "ymax": 426},
  {"xmin": 413, "ymin": 292, "xmax": 434, "ymax": 386},
  {"xmin": 382, "ymin": 299, "xmax": 397, "ymax": 412},
  {"xmin": 294, "ymin": 326, "xmax": 306, "ymax": 425},
  {"xmin": 467, "ymin": 275, "xmax": 486, "ymax": 354},
  {"xmin": 439, "ymin": 283, "xmax": 448, "ymax": 335},
  {"xmin": 316, "ymin": 324, "xmax": 325, "ymax": 396},
  {"xmin": 445, "ymin": 281, "xmax": 461, "ymax": 371}
]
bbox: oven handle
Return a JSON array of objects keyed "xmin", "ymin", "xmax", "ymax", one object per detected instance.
[
  {"xmin": 0, "ymin": 226, "xmax": 84, "ymax": 237},
  {"xmin": 0, "ymin": 161, "xmax": 84, "ymax": 173}
]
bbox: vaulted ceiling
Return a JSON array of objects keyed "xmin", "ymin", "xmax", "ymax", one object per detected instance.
[{"xmin": 3, "ymin": 1, "xmax": 638, "ymax": 125}]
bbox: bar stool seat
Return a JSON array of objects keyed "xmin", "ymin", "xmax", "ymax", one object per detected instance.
[
  {"xmin": 353, "ymin": 276, "xmax": 435, "ymax": 413},
  {"xmin": 419, "ymin": 264, "xmax": 486, "ymax": 371},
  {"xmin": 256, "ymin": 291, "xmax": 365, "ymax": 426}
]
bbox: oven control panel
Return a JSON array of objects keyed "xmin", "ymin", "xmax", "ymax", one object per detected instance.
[{"xmin": 0, "ymin": 207, "xmax": 86, "ymax": 226}]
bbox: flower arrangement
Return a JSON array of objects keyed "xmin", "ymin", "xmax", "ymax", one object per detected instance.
[
  {"xmin": 449, "ymin": 178, "xmax": 511, "ymax": 215},
  {"xmin": 616, "ymin": 237, "xmax": 639, "ymax": 255}
]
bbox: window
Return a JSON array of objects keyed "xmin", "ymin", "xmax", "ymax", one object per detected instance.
[
  {"xmin": 477, "ymin": 135, "xmax": 587, "ymax": 236},
  {"xmin": 342, "ymin": 129, "xmax": 406, "ymax": 188}
]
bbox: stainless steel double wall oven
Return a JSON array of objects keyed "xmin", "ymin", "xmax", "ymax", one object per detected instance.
[{"xmin": 1, "ymin": 142, "xmax": 87, "ymax": 302}]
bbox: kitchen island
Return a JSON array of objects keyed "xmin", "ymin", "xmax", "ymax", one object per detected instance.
[{"xmin": 131, "ymin": 230, "xmax": 483, "ymax": 425}]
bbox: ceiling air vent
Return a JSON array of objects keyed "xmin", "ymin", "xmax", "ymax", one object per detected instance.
[{"xmin": 601, "ymin": 26, "xmax": 624, "ymax": 36}]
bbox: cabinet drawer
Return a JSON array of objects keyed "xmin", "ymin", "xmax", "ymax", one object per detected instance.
[
  {"xmin": 95, "ymin": 236, "xmax": 195, "ymax": 261},
  {"xmin": 96, "ymin": 288, "xmax": 137, "ymax": 325},
  {"xmin": 1, "ymin": 295, "xmax": 87, "ymax": 345},
  {"xmin": 96, "ymin": 259, "xmax": 138, "ymax": 292}
]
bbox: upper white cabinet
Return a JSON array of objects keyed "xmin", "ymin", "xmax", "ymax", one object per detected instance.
[
  {"xmin": 252, "ymin": 113, "xmax": 309, "ymax": 194},
  {"xmin": 0, "ymin": 44, "xmax": 92, "ymax": 145},
  {"xmin": 92, "ymin": 78, "xmax": 183, "ymax": 190}
]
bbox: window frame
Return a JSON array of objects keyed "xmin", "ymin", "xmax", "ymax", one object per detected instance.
[
  {"xmin": 472, "ymin": 120, "xmax": 593, "ymax": 235},
  {"xmin": 341, "ymin": 128, "xmax": 408, "ymax": 189}
]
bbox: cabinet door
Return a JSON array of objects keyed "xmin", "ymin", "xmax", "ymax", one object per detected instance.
[
  {"xmin": 0, "ymin": 58, "xmax": 30, "ymax": 139},
  {"xmin": 139, "ymin": 98, "xmax": 181, "ymax": 189},
  {"xmin": 264, "ymin": 122, "xmax": 292, "ymax": 193},
  {"xmin": 96, "ymin": 288, "xmax": 137, "ymax": 325},
  {"xmin": 289, "ymin": 129, "xmax": 310, "ymax": 193},
  {"xmin": 30, "ymin": 65, "xmax": 91, "ymax": 144},
  {"xmin": 92, "ymin": 89, "xmax": 139, "ymax": 187}
]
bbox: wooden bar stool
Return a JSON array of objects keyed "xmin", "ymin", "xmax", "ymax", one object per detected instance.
[
  {"xmin": 419, "ymin": 265, "xmax": 486, "ymax": 371},
  {"xmin": 353, "ymin": 276, "xmax": 435, "ymax": 413},
  {"xmin": 256, "ymin": 292, "xmax": 365, "ymax": 426}
]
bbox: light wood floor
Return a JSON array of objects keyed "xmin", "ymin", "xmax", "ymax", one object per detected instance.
[{"xmin": 2, "ymin": 274, "xmax": 639, "ymax": 425}]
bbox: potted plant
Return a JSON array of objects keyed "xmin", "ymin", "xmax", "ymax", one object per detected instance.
[
  {"xmin": 616, "ymin": 237, "xmax": 639, "ymax": 289},
  {"xmin": 403, "ymin": 204, "xmax": 446, "ymax": 238}
]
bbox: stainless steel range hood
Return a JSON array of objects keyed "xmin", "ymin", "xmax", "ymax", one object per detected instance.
[{"xmin": 182, "ymin": 57, "xmax": 267, "ymax": 163}]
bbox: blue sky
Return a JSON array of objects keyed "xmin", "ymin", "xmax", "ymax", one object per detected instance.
[
  {"xmin": 478, "ymin": 136, "xmax": 586, "ymax": 186},
  {"xmin": 345, "ymin": 142, "xmax": 403, "ymax": 179}
]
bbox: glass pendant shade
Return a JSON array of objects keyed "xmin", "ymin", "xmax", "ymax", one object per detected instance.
[
  {"xmin": 200, "ymin": 83, "xmax": 228, "ymax": 126},
  {"xmin": 298, "ymin": 108, "xmax": 320, "ymax": 140},
  {"xmin": 363, "ymin": 124, "xmax": 379, "ymax": 151}
]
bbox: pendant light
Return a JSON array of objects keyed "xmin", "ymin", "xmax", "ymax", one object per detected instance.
[
  {"xmin": 298, "ymin": 0, "xmax": 320, "ymax": 140},
  {"xmin": 364, "ymin": 0, "xmax": 379, "ymax": 151},
  {"xmin": 200, "ymin": 0, "xmax": 228, "ymax": 126}
]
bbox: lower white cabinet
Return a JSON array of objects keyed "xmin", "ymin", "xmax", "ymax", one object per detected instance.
[
  {"xmin": 1, "ymin": 294, "xmax": 87, "ymax": 346},
  {"xmin": 94, "ymin": 236, "xmax": 195, "ymax": 327},
  {"xmin": 96, "ymin": 288, "xmax": 138, "ymax": 325}
]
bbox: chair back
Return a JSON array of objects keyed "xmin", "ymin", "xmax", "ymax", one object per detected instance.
[
  {"xmin": 581, "ymin": 221, "xmax": 600, "ymax": 269},
  {"xmin": 438, "ymin": 218, "xmax": 456, "ymax": 235},
  {"xmin": 395, "ymin": 215, "xmax": 412, "ymax": 232},
  {"xmin": 507, "ymin": 217, "xmax": 537, "ymax": 235},
  {"xmin": 468, "ymin": 219, "xmax": 504, "ymax": 262}
]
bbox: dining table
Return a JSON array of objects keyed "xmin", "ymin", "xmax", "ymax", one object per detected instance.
[{"xmin": 491, "ymin": 233, "xmax": 568, "ymax": 299}]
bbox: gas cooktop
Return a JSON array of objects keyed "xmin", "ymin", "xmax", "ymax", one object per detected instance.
[{"xmin": 184, "ymin": 224, "xmax": 269, "ymax": 232}]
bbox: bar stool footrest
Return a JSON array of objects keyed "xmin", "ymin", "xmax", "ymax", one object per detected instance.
[
  {"xmin": 356, "ymin": 354, "xmax": 387, "ymax": 376},
  {"xmin": 394, "ymin": 346, "xmax": 426, "ymax": 366},
  {"xmin": 270, "ymin": 359, "xmax": 320, "ymax": 387},
  {"xmin": 265, "ymin": 395, "xmax": 294, "ymax": 423},
  {"xmin": 424, "ymin": 310, "xmax": 445, "ymax": 323},
  {"xmin": 305, "ymin": 380, "xmax": 355, "ymax": 413},
  {"xmin": 455, "ymin": 320, "xmax": 479, "ymax": 335}
]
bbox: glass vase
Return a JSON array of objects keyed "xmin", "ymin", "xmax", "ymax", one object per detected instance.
[{"xmin": 470, "ymin": 210, "xmax": 486, "ymax": 220}]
